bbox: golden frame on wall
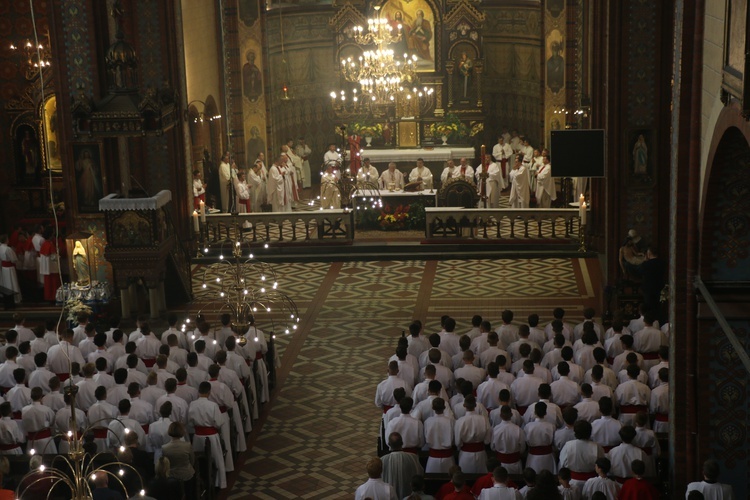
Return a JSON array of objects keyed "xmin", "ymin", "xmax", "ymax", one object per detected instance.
[
  {"xmin": 380, "ymin": 0, "xmax": 438, "ymax": 73},
  {"xmin": 40, "ymin": 94, "xmax": 63, "ymax": 173}
]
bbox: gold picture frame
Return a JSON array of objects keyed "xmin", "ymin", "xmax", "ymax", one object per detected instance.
[{"xmin": 40, "ymin": 94, "xmax": 63, "ymax": 173}]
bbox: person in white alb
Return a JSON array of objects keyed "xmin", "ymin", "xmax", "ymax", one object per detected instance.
[
  {"xmin": 188, "ymin": 382, "xmax": 232, "ymax": 488},
  {"xmin": 632, "ymin": 312, "xmax": 667, "ymax": 371},
  {"xmin": 233, "ymin": 170, "xmax": 252, "ymax": 213},
  {"xmin": 649, "ymin": 368, "xmax": 669, "ymax": 433},
  {"xmin": 47, "ymin": 329, "xmax": 85, "ymax": 382},
  {"xmin": 23, "ymin": 387, "xmax": 57, "ymax": 455},
  {"xmin": 685, "ymin": 459, "xmax": 735, "ymax": 500},
  {"xmin": 320, "ymin": 163, "xmax": 341, "ymax": 209},
  {"xmin": 492, "ymin": 135, "xmax": 514, "ymax": 188},
  {"xmin": 606, "ymin": 425, "xmax": 647, "ymax": 482},
  {"xmin": 491, "ymin": 405, "xmax": 526, "ymax": 474},
  {"xmin": 559, "ymin": 420, "xmax": 604, "ymax": 490},
  {"xmin": 108, "ymin": 399, "xmax": 146, "ymax": 451},
  {"xmin": 477, "ymin": 363, "xmax": 510, "ymax": 412},
  {"xmin": 323, "ymin": 144, "xmax": 342, "ymax": 170},
  {"xmin": 218, "ymin": 152, "xmax": 236, "ymax": 213},
  {"xmin": 454, "ymin": 396, "xmax": 491, "ymax": 473},
  {"xmin": 479, "ymin": 466, "xmax": 523, "ymax": 500},
  {"xmin": 88, "ymin": 386, "xmax": 118, "ymax": 453},
  {"xmin": 423, "ymin": 397, "xmax": 456, "ymax": 473},
  {"xmin": 511, "ymin": 360, "xmax": 543, "ymax": 416},
  {"xmin": 267, "ymin": 156, "xmax": 295, "ymax": 212},
  {"xmin": 248, "ymin": 159, "xmax": 268, "ymax": 213},
  {"xmin": 524, "ymin": 401, "xmax": 557, "ymax": 474},
  {"xmin": 379, "ymin": 162, "xmax": 405, "ymax": 191},
  {"xmin": 454, "ymin": 157, "xmax": 475, "ymax": 183},
  {"xmin": 440, "ymin": 159, "xmax": 457, "ymax": 185},
  {"xmin": 0, "ymin": 235, "xmax": 21, "ymax": 303},
  {"xmin": 55, "ymin": 391, "xmax": 88, "ymax": 454},
  {"xmin": 535, "ymin": 155, "xmax": 557, "ymax": 208},
  {"xmin": 283, "ymin": 141, "xmax": 305, "ymax": 191},
  {"xmin": 0, "ymin": 403, "xmax": 23, "ymax": 455},
  {"xmin": 591, "ymin": 397, "xmax": 622, "ymax": 453},
  {"xmin": 616, "ymin": 364, "xmax": 651, "ymax": 426},
  {"xmin": 295, "ymin": 137, "xmax": 312, "ymax": 189},
  {"xmin": 354, "ymin": 457, "xmax": 398, "ymax": 500},
  {"xmin": 475, "ymin": 160, "xmax": 502, "ymax": 208},
  {"xmin": 356, "ymin": 157, "xmax": 379, "ymax": 186},
  {"xmin": 409, "ymin": 158, "xmax": 433, "ymax": 190},
  {"xmin": 384, "ymin": 397, "xmax": 423, "ymax": 452},
  {"xmin": 376, "ymin": 361, "xmax": 412, "ymax": 414}
]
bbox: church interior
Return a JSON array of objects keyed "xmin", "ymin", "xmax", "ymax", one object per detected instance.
[{"xmin": 0, "ymin": 0, "xmax": 747, "ymax": 498}]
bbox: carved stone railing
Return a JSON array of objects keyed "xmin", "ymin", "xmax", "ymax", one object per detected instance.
[
  {"xmin": 201, "ymin": 210, "xmax": 354, "ymax": 245},
  {"xmin": 425, "ymin": 207, "xmax": 584, "ymax": 240}
]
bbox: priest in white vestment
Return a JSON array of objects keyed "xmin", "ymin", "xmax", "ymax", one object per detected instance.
[
  {"xmin": 356, "ymin": 158, "xmax": 379, "ymax": 185},
  {"xmin": 295, "ymin": 137, "xmax": 312, "ymax": 189},
  {"xmin": 379, "ymin": 163, "xmax": 405, "ymax": 191},
  {"xmin": 218, "ymin": 152, "xmax": 237, "ymax": 213},
  {"xmin": 323, "ymin": 144, "xmax": 342, "ymax": 170},
  {"xmin": 508, "ymin": 158, "xmax": 530, "ymax": 208},
  {"xmin": 283, "ymin": 142, "xmax": 304, "ymax": 190},
  {"xmin": 408, "ymin": 158, "xmax": 433, "ymax": 190},
  {"xmin": 267, "ymin": 157, "xmax": 295, "ymax": 212},
  {"xmin": 248, "ymin": 160, "xmax": 267, "ymax": 213},
  {"xmin": 475, "ymin": 161, "xmax": 502, "ymax": 208},
  {"xmin": 320, "ymin": 165, "xmax": 341, "ymax": 209},
  {"xmin": 492, "ymin": 136, "xmax": 514, "ymax": 187},
  {"xmin": 535, "ymin": 156, "xmax": 557, "ymax": 208}
]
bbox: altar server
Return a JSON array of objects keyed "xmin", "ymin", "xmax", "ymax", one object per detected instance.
[
  {"xmin": 475, "ymin": 161, "xmax": 502, "ymax": 208},
  {"xmin": 188, "ymin": 382, "xmax": 232, "ymax": 488},
  {"xmin": 0, "ymin": 235, "xmax": 21, "ymax": 303}
]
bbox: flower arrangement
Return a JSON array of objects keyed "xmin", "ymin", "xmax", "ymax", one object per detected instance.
[
  {"xmin": 64, "ymin": 296, "xmax": 93, "ymax": 323},
  {"xmin": 349, "ymin": 119, "xmax": 383, "ymax": 138},
  {"xmin": 378, "ymin": 204, "xmax": 410, "ymax": 230},
  {"xmin": 429, "ymin": 113, "xmax": 469, "ymax": 140}
]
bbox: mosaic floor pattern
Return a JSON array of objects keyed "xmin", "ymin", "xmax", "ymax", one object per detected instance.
[{"xmin": 194, "ymin": 257, "xmax": 602, "ymax": 499}]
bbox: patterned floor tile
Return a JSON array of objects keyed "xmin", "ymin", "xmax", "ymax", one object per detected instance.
[{"xmin": 215, "ymin": 257, "xmax": 601, "ymax": 499}]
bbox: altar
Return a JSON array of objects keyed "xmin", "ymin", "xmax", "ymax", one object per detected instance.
[
  {"xmin": 353, "ymin": 189, "xmax": 436, "ymax": 230},
  {"xmin": 355, "ymin": 146, "xmax": 475, "ymax": 164}
]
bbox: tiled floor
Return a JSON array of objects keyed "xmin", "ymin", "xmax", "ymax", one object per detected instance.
[{"xmin": 196, "ymin": 257, "xmax": 602, "ymax": 499}]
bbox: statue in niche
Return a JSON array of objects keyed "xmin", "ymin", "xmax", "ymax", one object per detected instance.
[
  {"xmin": 458, "ymin": 52, "xmax": 474, "ymax": 99},
  {"xmin": 73, "ymin": 241, "xmax": 91, "ymax": 286},
  {"xmin": 633, "ymin": 134, "xmax": 648, "ymax": 176}
]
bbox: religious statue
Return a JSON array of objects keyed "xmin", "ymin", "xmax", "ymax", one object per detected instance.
[
  {"xmin": 73, "ymin": 240, "xmax": 91, "ymax": 286},
  {"xmin": 633, "ymin": 134, "xmax": 648, "ymax": 176},
  {"xmin": 75, "ymin": 148, "xmax": 102, "ymax": 209},
  {"xmin": 458, "ymin": 52, "xmax": 473, "ymax": 99}
]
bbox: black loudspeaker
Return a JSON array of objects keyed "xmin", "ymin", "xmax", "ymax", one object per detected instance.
[{"xmin": 550, "ymin": 129, "xmax": 606, "ymax": 178}]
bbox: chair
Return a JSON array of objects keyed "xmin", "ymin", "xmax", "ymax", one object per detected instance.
[{"xmin": 437, "ymin": 178, "xmax": 479, "ymax": 208}]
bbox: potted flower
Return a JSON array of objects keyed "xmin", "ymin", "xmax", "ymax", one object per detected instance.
[
  {"xmin": 378, "ymin": 204, "xmax": 410, "ymax": 230},
  {"xmin": 350, "ymin": 119, "xmax": 383, "ymax": 147},
  {"xmin": 429, "ymin": 114, "xmax": 468, "ymax": 145}
]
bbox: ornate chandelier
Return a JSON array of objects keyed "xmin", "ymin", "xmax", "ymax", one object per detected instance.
[{"xmin": 333, "ymin": 16, "xmax": 427, "ymax": 104}]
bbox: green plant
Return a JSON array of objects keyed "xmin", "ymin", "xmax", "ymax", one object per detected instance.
[
  {"xmin": 429, "ymin": 113, "xmax": 469, "ymax": 141},
  {"xmin": 407, "ymin": 199, "xmax": 426, "ymax": 230}
]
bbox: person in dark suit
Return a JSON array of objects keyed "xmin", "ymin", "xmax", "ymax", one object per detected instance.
[{"xmin": 639, "ymin": 247, "xmax": 666, "ymax": 319}]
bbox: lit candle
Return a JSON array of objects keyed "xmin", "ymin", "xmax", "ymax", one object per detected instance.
[
  {"xmin": 579, "ymin": 193, "xmax": 585, "ymax": 206},
  {"xmin": 193, "ymin": 210, "xmax": 199, "ymax": 232},
  {"xmin": 580, "ymin": 201, "xmax": 587, "ymax": 226},
  {"xmin": 199, "ymin": 200, "xmax": 206, "ymax": 222}
]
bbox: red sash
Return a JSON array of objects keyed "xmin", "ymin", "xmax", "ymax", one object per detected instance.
[
  {"xmin": 141, "ymin": 424, "xmax": 149, "ymax": 433},
  {"xmin": 255, "ymin": 352, "xmax": 263, "ymax": 361},
  {"xmin": 56, "ymin": 373, "xmax": 70, "ymax": 382},
  {"xmin": 461, "ymin": 442, "xmax": 485, "ymax": 452},
  {"xmin": 0, "ymin": 443, "xmax": 19, "ymax": 451},
  {"xmin": 143, "ymin": 359, "xmax": 156, "ymax": 368},
  {"xmin": 194, "ymin": 426, "xmax": 218, "ymax": 436},
  {"xmin": 528, "ymin": 445, "xmax": 554, "ymax": 455},
  {"xmin": 496, "ymin": 451, "xmax": 521, "ymax": 463},
  {"xmin": 517, "ymin": 405, "xmax": 528, "ymax": 416},
  {"xmin": 1, "ymin": 261, "xmax": 15, "ymax": 268},
  {"xmin": 93, "ymin": 428, "xmax": 109, "ymax": 439},
  {"xmin": 382, "ymin": 405, "xmax": 393, "ymax": 414},
  {"xmin": 242, "ymin": 199, "xmax": 252, "ymax": 212},
  {"xmin": 641, "ymin": 352, "xmax": 659, "ymax": 360},
  {"xmin": 602, "ymin": 445, "xmax": 615, "ymax": 453},
  {"xmin": 640, "ymin": 446, "xmax": 653, "ymax": 456},
  {"xmin": 500, "ymin": 158, "xmax": 508, "ymax": 177},
  {"xmin": 655, "ymin": 412, "xmax": 668, "ymax": 422},
  {"xmin": 28, "ymin": 428, "xmax": 52, "ymax": 440},
  {"xmin": 402, "ymin": 447, "xmax": 420, "ymax": 454},
  {"xmin": 570, "ymin": 470, "xmax": 597, "ymax": 481},
  {"xmin": 11, "ymin": 412, "xmax": 21, "ymax": 420},
  {"xmin": 429, "ymin": 448, "xmax": 454, "ymax": 458},
  {"xmin": 193, "ymin": 194, "xmax": 205, "ymax": 210}
]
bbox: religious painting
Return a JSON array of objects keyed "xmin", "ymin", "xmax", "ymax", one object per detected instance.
[
  {"xmin": 72, "ymin": 144, "xmax": 105, "ymax": 214},
  {"xmin": 13, "ymin": 122, "xmax": 42, "ymax": 183},
  {"xmin": 238, "ymin": 0, "xmax": 260, "ymax": 27},
  {"xmin": 545, "ymin": 30, "xmax": 564, "ymax": 94},
  {"xmin": 449, "ymin": 42, "xmax": 478, "ymax": 102},
  {"xmin": 381, "ymin": 0, "xmax": 436, "ymax": 72},
  {"xmin": 245, "ymin": 125, "xmax": 267, "ymax": 169},
  {"xmin": 242, "ymin": 49, "xmax": 263, "ymax": 102},
  {"xmin": 41, "ymin": 95, "xmax": 63, "ymax": 173}
]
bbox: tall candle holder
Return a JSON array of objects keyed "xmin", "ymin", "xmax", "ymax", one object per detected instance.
[{"xmin": 578, "ymin": 223, "xmax": 587, "ymax": 252}]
